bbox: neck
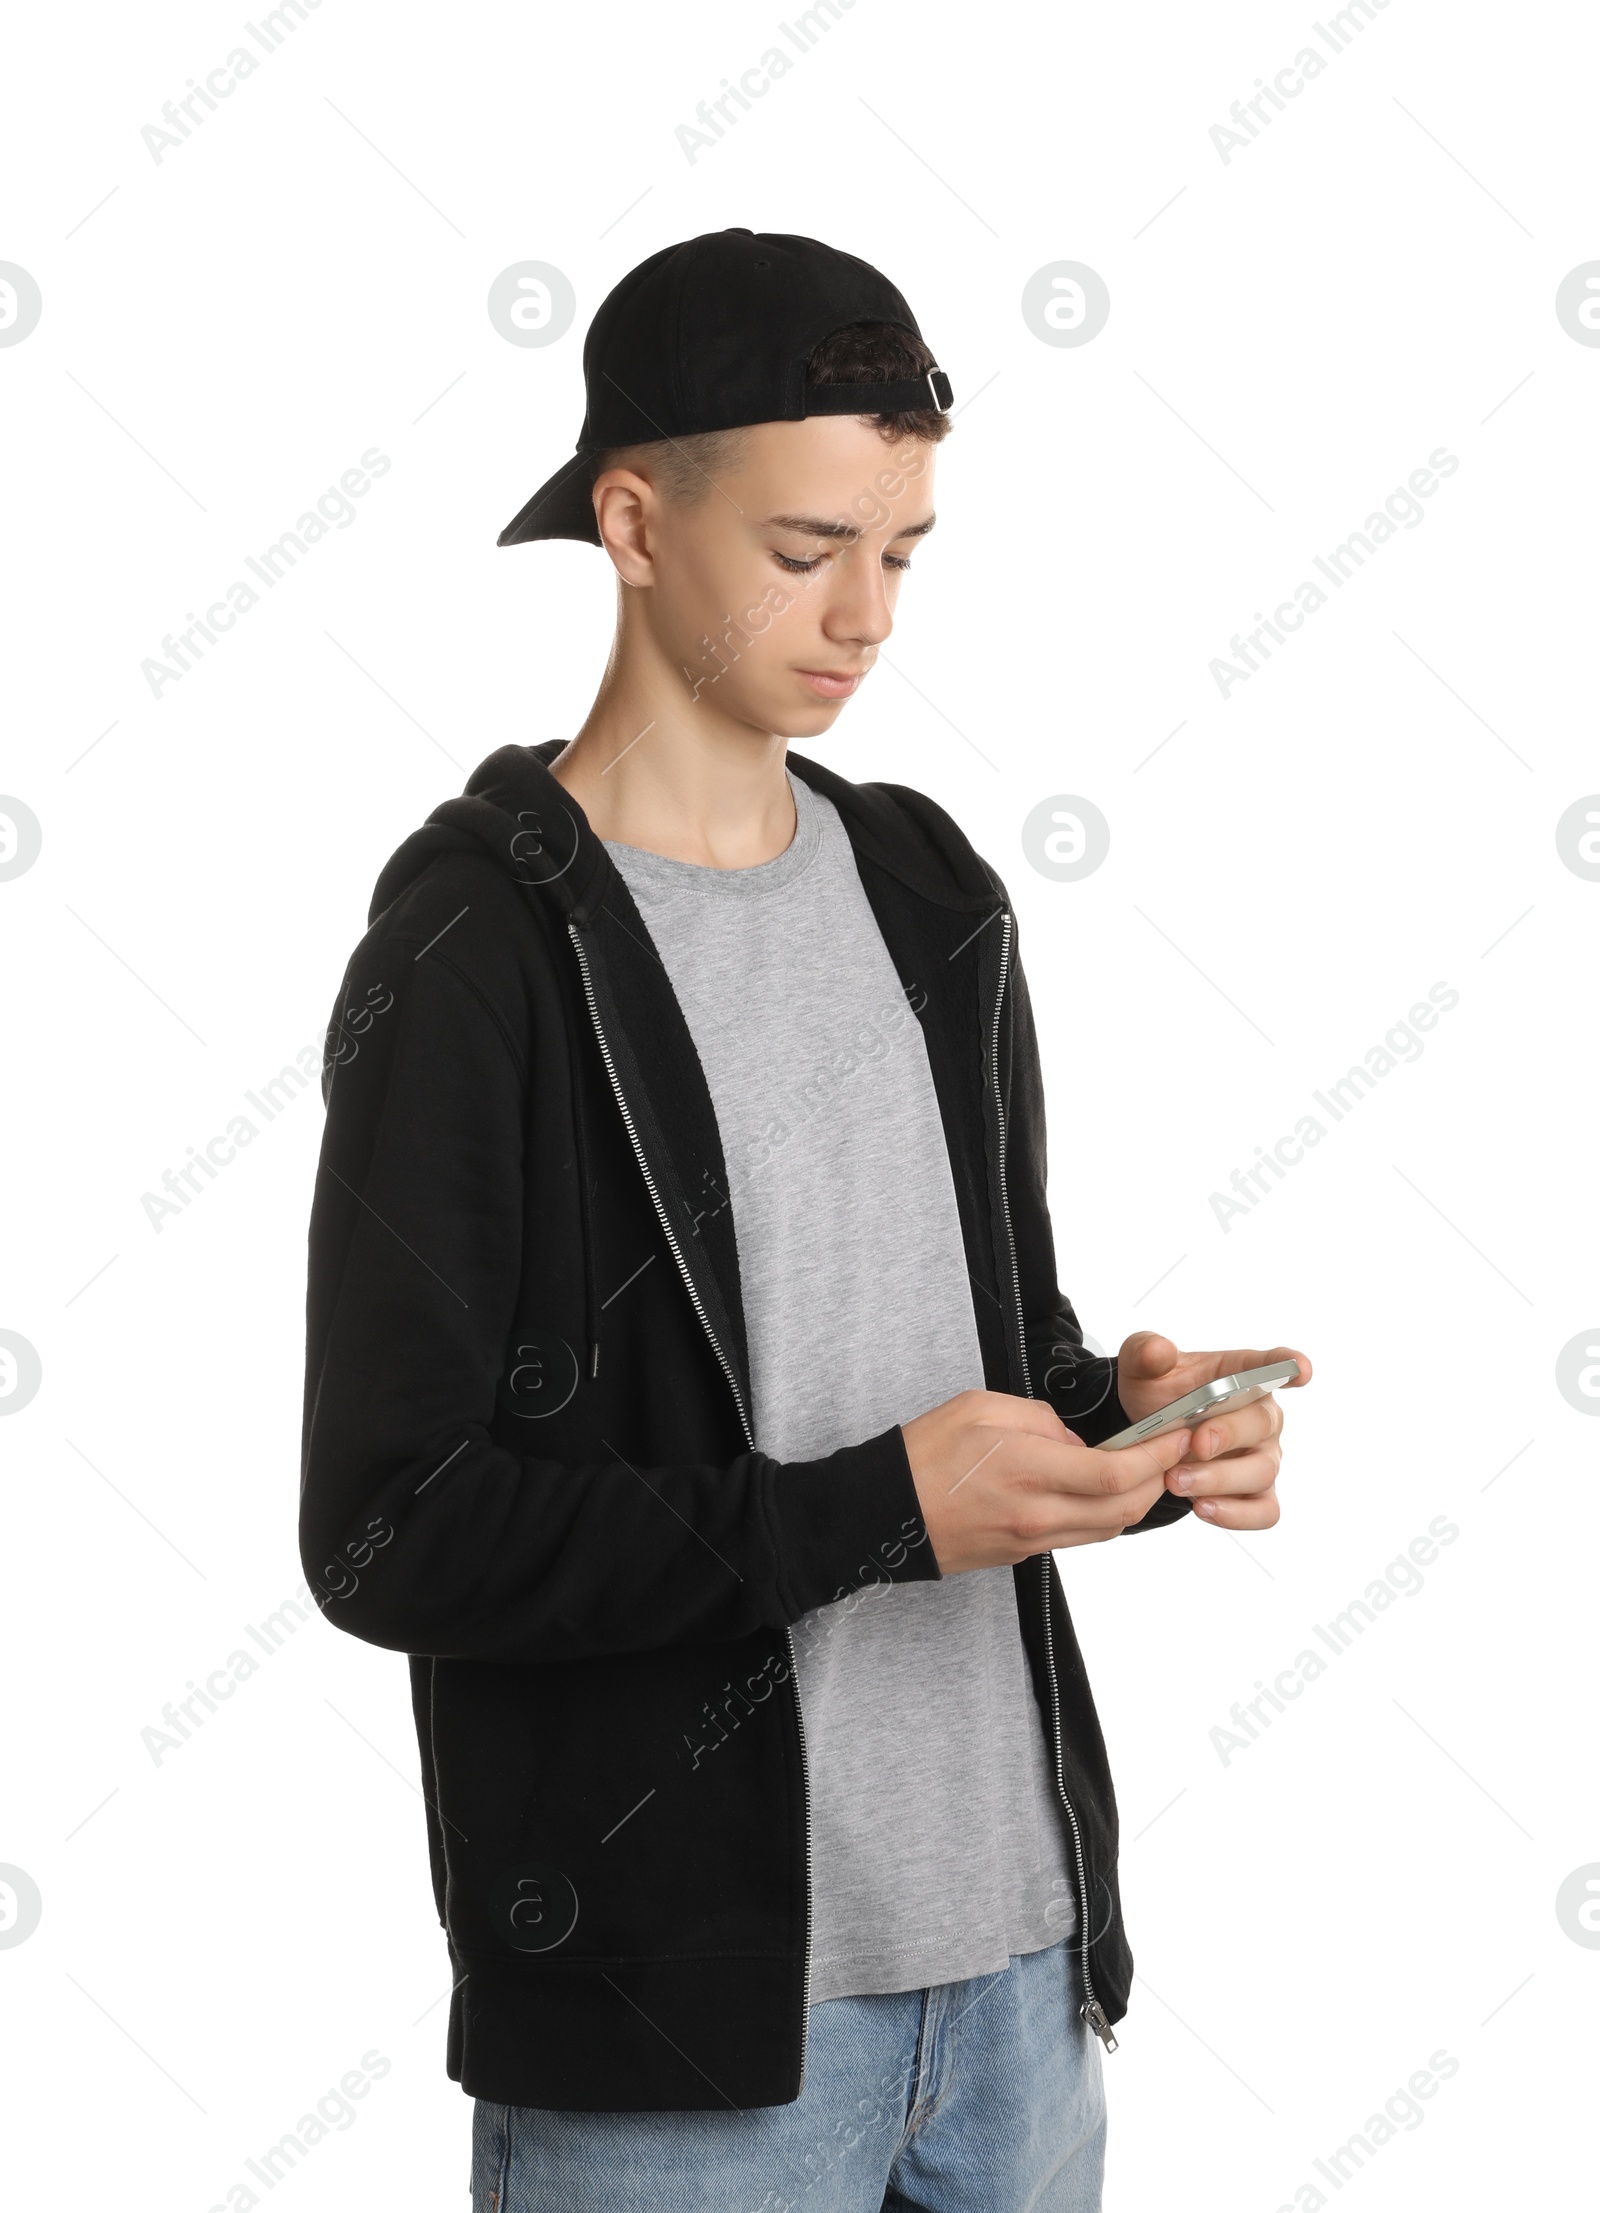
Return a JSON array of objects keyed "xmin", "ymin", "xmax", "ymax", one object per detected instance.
[{"xmin": 550, "ymin": 597, "xmax": 796, "ymax": 869}]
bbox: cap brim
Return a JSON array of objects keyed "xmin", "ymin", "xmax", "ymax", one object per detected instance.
[{"xmin": 497, "ymin": 450, "xmax": 601, "ymax": 547}]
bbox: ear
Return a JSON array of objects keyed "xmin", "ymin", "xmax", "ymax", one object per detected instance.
[{"xmin": 592, "ymin": 469, "xmax": 658, "ymax": 588}]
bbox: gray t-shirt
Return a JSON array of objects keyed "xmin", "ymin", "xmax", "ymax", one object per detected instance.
[{"xmin": 606, "ymin": 771, "xmax": 1077, "ymax": 2003}]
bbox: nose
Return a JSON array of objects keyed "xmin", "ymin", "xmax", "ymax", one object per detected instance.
[{"xmin": 821, "ymin": 544, "xmax": 895, "ymax": 652}]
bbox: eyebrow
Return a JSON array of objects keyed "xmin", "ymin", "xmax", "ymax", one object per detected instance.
[{"xmin": 760, "ymin": 512, "xmax": 937, "ymax": 541}]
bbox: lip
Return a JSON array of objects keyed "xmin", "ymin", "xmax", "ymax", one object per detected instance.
[{"xmin": 794, "ymin": 667, "xmax": 863, "ymax": 700}]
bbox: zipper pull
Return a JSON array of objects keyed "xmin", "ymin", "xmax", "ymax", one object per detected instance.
[{"xmin": 1082, "ymin": 1998, "xmax": 1119, "ymax": 2052}]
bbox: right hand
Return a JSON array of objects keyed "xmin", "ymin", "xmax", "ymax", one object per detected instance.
[{"xmin": 901, "ymin": 1390, "xmax": 1192, "ymax": 1575}]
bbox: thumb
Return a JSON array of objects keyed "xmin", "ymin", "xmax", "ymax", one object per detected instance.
[
  {"xmin": 1130, "ymin": 1426, "xmax": 1194, "ymax": 1481},
  {"xmin": 1091, "ymin": 1425, "xmax": 1193, "ymax": 1490},
  {"xmin": 1118, "ymin": 1330, "xmax": 1179, "ymax": 1383}
]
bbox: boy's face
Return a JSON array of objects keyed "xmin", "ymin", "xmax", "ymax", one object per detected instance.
[{"xmin": 599, "ymin": 415, "xmax": 938, "ymax": 740}]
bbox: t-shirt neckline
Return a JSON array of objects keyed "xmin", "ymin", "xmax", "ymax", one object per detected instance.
[{"xmin": 602, "ymin": 771, "xmax": 827, "ymax": 902}]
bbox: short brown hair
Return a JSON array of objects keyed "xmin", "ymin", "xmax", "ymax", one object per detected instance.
[{"xmin": 804, "ymin": 319, "xmax": 952, "ymax": 447}]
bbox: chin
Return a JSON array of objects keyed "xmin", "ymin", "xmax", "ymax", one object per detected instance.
[{"xmin": 771, "ymin": 696, "xmax": 849, "ymax": 741}]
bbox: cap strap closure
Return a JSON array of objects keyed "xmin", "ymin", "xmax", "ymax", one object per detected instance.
[{"xmin": 803, "ymin": 366, "xmax": 953, "ymax": 417}]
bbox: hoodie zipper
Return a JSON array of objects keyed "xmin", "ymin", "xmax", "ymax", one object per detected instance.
[
  {"xmin": 990, "ymin": 911, "xmax": 1118, "ymax": 2053},
  {"xmin": 565, "ymin": 920, "xmax": 817, "ymax": 2086},
  {"xmin": 569, "ymin": 1049, "xmax": 601, "ymax": 1379}
]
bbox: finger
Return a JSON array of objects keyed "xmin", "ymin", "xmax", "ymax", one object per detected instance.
[
  {"xmin": 1084, "ymin": 1427, "xmax": 1193, "ymax": 1497},
  {"xmin": 1189, "ymin": 1485, "xmax": 1280, "ymax": 1531},
  {"xmin": 1198, "ymin": 1346, "xmax": 1311, "ymax": 1392},
  {"xmin": 1047, "ymin": 1473, "xmax": 1171, "ymax": 1546},
  {"xmin": 968, "ymin": 1392, "xmax": 1070, "ymax": 1441},
  {"xmin": 1236, "ymin": 1345, "xmax": 1312, "ymax": 1388},
  {"xmin": 1169, "ymin": 1444, "xmax": 1281, "ymax": 1499},
  {"xmin": 1251, "ymin": 1345, "xmax": 1311, "ymax": 1388},
  {"xmin": 1185, "ymin": 1396, "xmax": 1283, "ymax": 1461},
  {"xmin": 1012, "ymin": 1427, "xmax": 1192, "ymax": 1499}
]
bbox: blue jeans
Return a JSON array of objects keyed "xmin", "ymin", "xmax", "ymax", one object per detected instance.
[{"xmin": 472, "ymin": 1939, "xmax": 1105, "ymax": 2212}]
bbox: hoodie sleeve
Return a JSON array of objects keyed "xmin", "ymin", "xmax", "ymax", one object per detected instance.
[
  {"xmin": 299, "ymin": 938, "xmax": 939, "ymax": 1665},
  {"xmin": 1001, "ymin": 923, "xmax": 1193, "ymax": 1535}
]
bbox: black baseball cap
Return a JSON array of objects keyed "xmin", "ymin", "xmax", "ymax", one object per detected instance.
[{"xmin": 496, "ymin": 228, "xmax": 951, "ymax": 549}]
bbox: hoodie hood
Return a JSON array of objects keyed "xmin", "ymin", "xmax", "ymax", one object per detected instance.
[
  {"xmin": 367, "ymin": 739, "xmax": 1006, "ymax": 933},
  {"xmin": 366, "ymin": 741, "xmax": 608, "ymax": 930}
]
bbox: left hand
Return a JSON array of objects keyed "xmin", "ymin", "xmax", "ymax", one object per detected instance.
[{"xmin": 1114, "ymin": 1332, "xmax": 1312, "ymax": 1530}]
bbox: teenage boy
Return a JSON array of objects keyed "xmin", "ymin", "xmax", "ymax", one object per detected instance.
[{"xmin": 300, "ymin": 228, "xmax": 1308, "ymax": 2213}]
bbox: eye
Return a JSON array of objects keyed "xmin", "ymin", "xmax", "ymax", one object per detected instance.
[
  {"xmin": 883, "ymin": 553, "xmax": 912, "ymax": 571},
  {"xmin": 773, "ymin": 551, "xmax": 824, "ymax": 573}
]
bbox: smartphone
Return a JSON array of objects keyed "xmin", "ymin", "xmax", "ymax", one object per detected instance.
[{"xmin": 1098, "ymin": 1359, "xmax": 1301, "ymax": 1450}]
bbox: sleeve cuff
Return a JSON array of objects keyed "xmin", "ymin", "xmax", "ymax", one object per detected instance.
[
  {"xmin": 1053, "ymin": 1355, "xmax": 1129, "ymax": 1448},
  {"xmin": 766, "ymin": 1423, "xmax": 941, "ymax": 1619}
]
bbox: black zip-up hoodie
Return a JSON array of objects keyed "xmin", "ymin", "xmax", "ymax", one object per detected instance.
[{"xmin": 299, "ymin": 739, "xmax": 1190, "ymax": 2112}]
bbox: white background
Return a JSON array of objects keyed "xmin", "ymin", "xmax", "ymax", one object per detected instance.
[{"xmin": 2, "ymin": 1, "xmax": 1596, "ymax": 2207}]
